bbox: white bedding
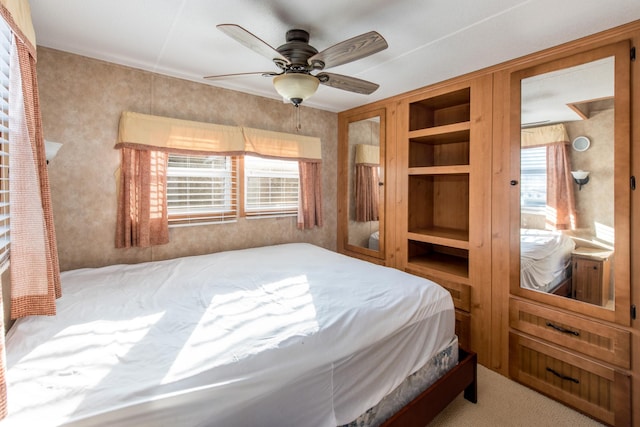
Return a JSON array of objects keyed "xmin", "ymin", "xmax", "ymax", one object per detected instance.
[
  {"xmin": 520, "ymin": 229, "xmax": 575, "ymax": 292},
  {"xmin": 369, "ymin": 230, "xmax": 380, "ymax": 250},
  {"xmin": 5, "ymin": 243, "xmax": 454, "ymax": 427}
]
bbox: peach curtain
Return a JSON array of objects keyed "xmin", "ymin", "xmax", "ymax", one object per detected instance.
[
  {"xmin": 297, "ymin": 161, "xmax": 323, "ymax": 229},
  {"xmin": 355, "ymin": 164, "xmax": 379, "ymax": 222},
  {"xmin": 546, "ymin": 142, "xmax": 576, "ymax": 230},
  {"xmin": 0, "ymin": 0, "xmax": 61, "ymax": 419},
  {"xmin": 115, "ymin": 148, "xmax": 169, "ymax": 248},
  {"xmin": 8, "ymin": 23, "xmax": 61, "ymax": 318},
  {"xmin": 354, "ymin": 144, "xmax": 380, "ymax": 222}
]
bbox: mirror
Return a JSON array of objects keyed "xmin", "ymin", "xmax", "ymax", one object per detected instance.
[
  {"xmin": 341, "ymin": 109, "xmax": 385, "ymax": 259},
  {"xmin": 516, "ymin": 45, "xmax": 630, "ymax": 320}
]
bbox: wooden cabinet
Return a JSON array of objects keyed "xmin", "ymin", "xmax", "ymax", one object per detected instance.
[
  {"xmin": 572, "ymin": 249, "xmax": 613, "ymax": 306},
  {"xmin": 398, "ymin": 76, "xmax": 493, "ymax": 364},
  {"xmin": 503, "ymin": 39, "xmax": 634, "ymax": 426},
  {"xmin": 338, "ymin": 20, "xmax": 640, "ymax": 426}
]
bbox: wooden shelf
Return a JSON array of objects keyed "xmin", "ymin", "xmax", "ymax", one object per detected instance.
[
  {"xmin": 409, "ymin": 87, "xmax": 471, "ymax": 131},
  {"xmin": 408, "ymin": 165, "xmax": 470, "ymax": 175},
  {"xmin": 408, "ymin": 228, "xmax": 469, "ymax": 249},
  {"xmin": 408, "ymin": 122, "xmax": 470, "ymax": 143}
]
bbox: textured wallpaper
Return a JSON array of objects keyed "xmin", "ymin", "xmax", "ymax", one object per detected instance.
[
  {"xmin": 565, "ymin": 109, "xmax": 614, "ymax": 239},
  {"xmin": 36, "ymin": 47, "xmax": 338, "ymax": 271}
]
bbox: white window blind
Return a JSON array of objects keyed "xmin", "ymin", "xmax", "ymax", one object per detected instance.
[
  {"xmin": 0, "ymin": 18, "xmax": 11, "ymax": 271},
  {"xmin": 244, "ymin": 155, "xmax": 299, "ymax": 218},
  {"xmin": 167, "ymin": 154, "xmax": 237, "ymax": 225},
  {"xmin": 520, "ymin": 146, "xmax": 547, "ymax": 211}
]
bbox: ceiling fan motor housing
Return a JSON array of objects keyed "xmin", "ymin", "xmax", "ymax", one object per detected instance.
[{"xmin": 276, "ymin": 29, "xmax": 319, "ymax": 72}]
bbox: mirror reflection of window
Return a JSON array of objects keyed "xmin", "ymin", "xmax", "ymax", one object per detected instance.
[{"xmin": 520, "ymin": 146, "xmax": 547, "ymax": 220}]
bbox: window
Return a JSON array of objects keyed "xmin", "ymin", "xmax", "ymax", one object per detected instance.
[
  {"xmin": 520, "ymin": 146, "xmax": 546, "ymax": 212},
  {"xmin": 166, "ymin": 153, "xmax": 300, "ymax": 225},
  {"xmin": 0, "ymin": 17, "xmax": 10, "ymax": 271},
  {"xmin": 244, "ymin": 155, "xmax": 299, "ymax": 218},
  {"xmin": 167, "ymin": 154, "xmax": 237, "ymax": 224}
]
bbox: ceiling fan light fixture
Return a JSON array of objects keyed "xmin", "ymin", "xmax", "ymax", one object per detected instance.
[{"xmin": 273, "ymin": 73, "xmax": 319, "ymax": 106}]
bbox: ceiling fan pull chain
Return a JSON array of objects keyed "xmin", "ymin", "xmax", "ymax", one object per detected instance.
[{"xmin": 296, "ymin": 104, "xmax": 302, "ymax": 132}]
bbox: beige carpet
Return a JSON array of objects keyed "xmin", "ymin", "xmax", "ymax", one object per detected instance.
[{"xmin": 428, "ymin": 365, "xmax": 605, "ymax": 426}]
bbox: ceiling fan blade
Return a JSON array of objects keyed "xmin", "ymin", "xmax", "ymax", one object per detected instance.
[
  {"xmin": 308, "ymin": 31, "xmax": 388, "ymax": 70},
  {"xmin": 316, "ymin": 72, "xmax": 379, "ymax": 95},
  {"xmin": 204, "ymin": 71, "xmax": 278, "ymax": 80},
  {"xmin": 217, "ymin": 24, "xmax": 290, "ymax": 65}
]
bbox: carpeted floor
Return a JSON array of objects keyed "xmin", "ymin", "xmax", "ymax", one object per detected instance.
[{"xmin": 428, "ymin": 365, "xmax": 605, "ymax": 426}]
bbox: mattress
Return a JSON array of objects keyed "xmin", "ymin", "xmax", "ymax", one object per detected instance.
[
  {"xmin": 520, "ymin": 228, "xmax": 575, "ymax": 292},
  {"xmin": 5, "ymin": 243, "xmax": 455, "ymax": 427}
]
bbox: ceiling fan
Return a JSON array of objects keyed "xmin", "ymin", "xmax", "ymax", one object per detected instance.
[{"xmin": 205, "ymin": 24, "xmax": 388, "ymax": 106}]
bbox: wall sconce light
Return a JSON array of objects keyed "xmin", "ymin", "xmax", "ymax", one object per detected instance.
[
  {"xmin": 571, "ymin": 170, "xmax": 590, "ymax": 191},
  {"xmin": 45, "ymin": 140, "xmax": 63, "ymax": 164}
]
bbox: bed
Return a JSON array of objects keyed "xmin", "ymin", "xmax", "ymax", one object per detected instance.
[
  {"xmin": 369, "ymin": 230, "xmax": 380, "ymax": 250},
  {"xmin": 4, "ymin": 243, "xmax": 476, "ymax": 427},
  {"xmin": 520, "ymin": 229, "xmax": 576, "ymax": 295}
]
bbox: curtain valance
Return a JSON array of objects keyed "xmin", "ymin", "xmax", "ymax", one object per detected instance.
[
  {"xmin": 521, "ymin": 123, "xmax": 569, "ymax": 148},
  {"xmin": 242, "ymin": 126, "xmax": 321, "ymax": 161},
  {"xmin": 116, "ymin": 111, "xmax": 246, "ymax": 155},
  {"xmin": 0, "ymin": 0, "xmax": 35, "ymax": 51},
  {"xmin": 116, "ymin": 111, "xmax": 322, "ymax": 161},
  {"xmin": 355, "ymin": 143, "xmax": 379, "ymax": 165}
]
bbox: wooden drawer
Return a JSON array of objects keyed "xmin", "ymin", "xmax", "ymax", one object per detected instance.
[
  {"xmin": 510, "ymin": 333, "xmax": 630, "ymax": 427},
  {"xmin": 422, "ymin": 274, "xmax": 471, "ymax": 312},
  {"xmin": 510, "ymin": 299, "xmax": 630, "ymax": 369},
  {"xmin": 455, "ymin": 309, "xmax": 470, "ymax": 351}
]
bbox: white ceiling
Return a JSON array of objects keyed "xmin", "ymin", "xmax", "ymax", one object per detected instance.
[
  {"xmin": 29, "ymin": 0, "xmax": 640, "ymax": 113},
  {"xmin": 521, "ymin": 57, "xmax": 614, "ymax": 126}
]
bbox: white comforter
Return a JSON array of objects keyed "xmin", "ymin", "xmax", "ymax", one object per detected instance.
[
  {"xmin": 521, "ymin": 229, "xmax": 575, "ymax": 291},
  {"xmin": 5, "ymin": 243, "xmax": 454, "ymax": 427}
]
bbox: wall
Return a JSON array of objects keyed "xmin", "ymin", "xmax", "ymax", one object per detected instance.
[
  {"xmin": 36, "ymin": 48, "xmax": 338, "ymax": 272},
  {"xmin": 566, "ymin": 108, "xmax": 615, "ymax": 242}
]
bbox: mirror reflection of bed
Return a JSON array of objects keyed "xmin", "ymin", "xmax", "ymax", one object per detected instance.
[
  {"xmin": 520, "ymin": 56, "xmax": 615, "ymax": 309},
  {"xmin": 520, "ymin": 228, "xmax": 575, "ymax": 297}
]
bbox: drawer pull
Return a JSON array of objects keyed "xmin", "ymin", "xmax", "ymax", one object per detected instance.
[
  {"xmin": 546, "ymin": 321, "xmax": 580, "ymax": 336},
  {"xmin": 546, "ymin": 367, "xmax": 580, "ymax": 384}
]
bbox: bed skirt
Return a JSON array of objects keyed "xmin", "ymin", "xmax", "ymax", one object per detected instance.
[{"xmin": 342, "ymin": 336, "xmax": 459, "ymax": 427}]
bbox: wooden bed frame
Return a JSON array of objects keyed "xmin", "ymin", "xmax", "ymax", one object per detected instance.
[
  {"xmin": 382, "ymin": 348, "xmax": 477, "ymax": 427},
  {"xmin": 550, "ymin": 276, "xmax": 572, "ymax": 298}
]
